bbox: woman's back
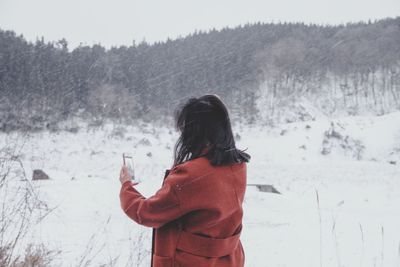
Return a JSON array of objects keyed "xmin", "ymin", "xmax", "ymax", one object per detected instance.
[
  {"xmin": 172, "ymin": 157, "xmax": 247, "ymax": 266},
  {"xmin": 175, "ymin": 157, "xmax": 246, "ymax": 236}
]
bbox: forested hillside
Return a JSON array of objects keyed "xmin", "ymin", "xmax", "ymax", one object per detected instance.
[{"xmin": 0, "ymin": 17, "xmax": 399, "ymax": 131}]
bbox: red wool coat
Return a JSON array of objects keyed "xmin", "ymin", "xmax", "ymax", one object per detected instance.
[{"xmin": 119, "ymin": 154, "xmax": 247, "ymax": 267}]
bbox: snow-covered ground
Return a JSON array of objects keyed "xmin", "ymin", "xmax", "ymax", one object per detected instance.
[{"xmin": 1, "ymin": 112, "xmax": 400, "ymax": 267}]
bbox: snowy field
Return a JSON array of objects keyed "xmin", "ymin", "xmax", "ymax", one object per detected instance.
[{"xmin": 1, "ymin": 112, "xmax": 400, "ymax": 267}]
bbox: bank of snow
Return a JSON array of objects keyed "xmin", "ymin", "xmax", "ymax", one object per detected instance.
[{"xmin": 1, "ymin": 112, "xmax": 399, "ymax": 266}]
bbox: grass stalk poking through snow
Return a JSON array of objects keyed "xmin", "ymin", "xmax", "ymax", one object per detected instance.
[
  {"xmin": 381, "ymin": 226, "xmax": 384, "ymax": 267},
  {"xmin": 359, "ymin": 223, "xmax": 365, "ymax": 267},
  {"xmin": 316, "ymin": 189, "xmax": 322, "ymax": 267},
  {"xmin": 331, "ymin": 214, "xmax": 341, "ymax": 267}
]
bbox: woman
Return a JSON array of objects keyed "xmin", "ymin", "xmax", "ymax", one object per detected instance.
[{"xmin": 119, "ymin": 94, "xmax": 250, "ymax": 267}]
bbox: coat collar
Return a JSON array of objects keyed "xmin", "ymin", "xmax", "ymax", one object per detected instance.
[{"xmin": 166, "ymin": 146, "xmax": 209, "ymax": 176}]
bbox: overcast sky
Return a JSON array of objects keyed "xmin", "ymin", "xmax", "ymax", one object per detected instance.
[{"xmin": 0, "ymin": 0, "xmax": 399, "ymax": 49}]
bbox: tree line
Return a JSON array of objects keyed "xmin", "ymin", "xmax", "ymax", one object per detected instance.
[{"xmin": 0, "ymin": 17, "xmax": 399, "ymax": 131}]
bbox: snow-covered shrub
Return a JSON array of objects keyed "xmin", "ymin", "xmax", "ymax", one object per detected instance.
[
  {"xmin": 110, "ymin": 126, "xmax": 126, "ymax": 139},
  {"xmin": 137, "ymin": 138, "xmax": 151, "ymax": 146},
  {"xmin": 321, "ymin": 122, "xmax": 365, "ymax": 160}
]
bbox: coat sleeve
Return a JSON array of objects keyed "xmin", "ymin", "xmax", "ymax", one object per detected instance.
[{"xmin": 119, "ymin": 165, "xmax": 188, "ymax": 229}]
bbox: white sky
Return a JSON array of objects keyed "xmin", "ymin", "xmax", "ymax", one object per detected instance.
[{"xmin": 0, "ymin": 0, "xmax": 399, "ymax": 49}]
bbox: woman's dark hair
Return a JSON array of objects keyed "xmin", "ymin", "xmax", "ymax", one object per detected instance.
[{"xmin": 173, "ymin": 94, "xmax": 251, "ymax": 166}]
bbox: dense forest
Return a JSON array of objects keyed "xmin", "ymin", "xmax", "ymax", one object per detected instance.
[{"xmin": 0, "ymin": 17, "xmax": 399, "ymax": 131}]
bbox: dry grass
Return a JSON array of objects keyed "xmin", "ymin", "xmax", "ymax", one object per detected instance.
[
  {"xmin": 1, "ymin": 242, "xmax": 61, "ymax": 267},
  {"xmin": 0, "ymin": 132, "xmax": 57, "ymax": 267}
]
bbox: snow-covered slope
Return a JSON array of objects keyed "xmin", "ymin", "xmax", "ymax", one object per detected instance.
[{"xmin": 1, "ymin": 112, "xmax": 400, "ymax": 266}]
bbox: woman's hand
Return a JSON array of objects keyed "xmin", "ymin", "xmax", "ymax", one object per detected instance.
[{"xmin": 119, "ymin": 165, "xmax": 131, "ymax": 185}]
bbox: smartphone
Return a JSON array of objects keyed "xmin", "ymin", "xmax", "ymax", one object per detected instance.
[{"xmin": 123, "ymin": 153, "xmax": 139, "ymax": 182}]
